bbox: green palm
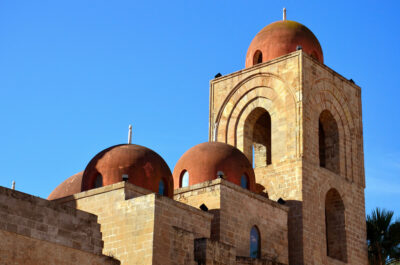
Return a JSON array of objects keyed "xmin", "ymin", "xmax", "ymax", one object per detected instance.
[{"xmin": 367, "ymin": 208, "xmax": 400, "ymax": 265}]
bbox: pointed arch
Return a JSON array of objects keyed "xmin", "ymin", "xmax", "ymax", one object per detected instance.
[
  {"xmin": 325, "ymin": 188, "xmax": 347, "ymax": 262},
  {"xmin": 244, "ymin": 107, "xmax": 272, "ymax": 167},
  {"xmin": 319, "ymin": 110, "xmax": 340, "ymax": 174}
]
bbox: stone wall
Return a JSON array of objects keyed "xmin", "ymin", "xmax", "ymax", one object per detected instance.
[
  {"xmin": 175, "ymin": 179, "xmax": 289, "ymax": 265},
  {"xmin": 195, "ymin": 238, "xmax": 236, "ymax": 265},
  {"xmin": 0, "ymin": 229, "xmax": 118, "ymax": 265},
  {"xmin": 152, "ymin": 195, "xmax": 212, "ymax": 265},
  {"xmin": 209, "ymin": 50, "xmax": 368, "ymax": 264},
  {"xmin": 56, "ymin": 181, "xmax": 212, "ymax": 265},
  {"xmin": 301, "ymin": 54, "xmax": 367, "ymax": 265},
  {"xmin": 0, "ymin": 186, "xmax": 118, "ymax": 265}
]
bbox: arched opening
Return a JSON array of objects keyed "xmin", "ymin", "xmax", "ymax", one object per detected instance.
[
  {"xmin": 319, "ymin": 110, "xmax": 340, "ymax": 174},
  {"xmin": 158, "ymin": 179, "xmax": 166, "ymax": 196},
  {"xmin": 94, "ymin": 174, "xmax": 103, "ymax": 188},
  {"xmin": 180, "ymin": 170, "xmax": 189, "ymax": 188},
  {"xmin": 250, "ymin": 226, "xmax": 261, "ymax": 258},
  {"xmin": 244, "ymin": 107, "xmax": 272, "ymax": 168},
  {"xmin": 253, "ymin": 50, "xmax": 263, "ymax": 65},
  {"xmin": 325, "ymin": 189, "xmax": 347, "ymax": 262},
  {"xmin": 241, "ymin": 174, "xmax": 249, "ymax": 189}
]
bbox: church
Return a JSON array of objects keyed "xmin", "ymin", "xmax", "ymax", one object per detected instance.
[{"xmin": 0, "ymin": 10, "xmax": 368, "ymax": 265}]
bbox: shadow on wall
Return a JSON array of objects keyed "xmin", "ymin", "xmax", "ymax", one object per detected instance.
[
  {"xmin": 209, "ymin": 209, "xmax": 221, "ymax": 241},
  {"xmin": 286, "ymin": 200, "xmax": 304, "ymax": 265}
]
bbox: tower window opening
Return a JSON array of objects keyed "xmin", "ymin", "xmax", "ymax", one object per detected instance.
[
  {"xmin": 244, "ymin": 108, "xmax": 272, "ymax": 168},
  {"xmin": 250, "ymin": 226, "xmax": 261, "ymax": 258},
  {"xmin": 319, "ymin": 110, "xmax": 339, "ymax": 174},
  {"xmin": 241, "ymin": 174, "xmax": 249, "ymax": 189},
  {"xmin": 253, "ymin": 50, "xmax": 263, "ymax": 65},
  {"xmin": 325, "ymin": 188, "xmax": 347, "ymax": 262},
  {"xmin": 180, "ymin": 170, "xmax": 189, "ymax": 188},
  {"xmin": 94, "ymin": 174, "xmax": 103, "ymax": 188}
]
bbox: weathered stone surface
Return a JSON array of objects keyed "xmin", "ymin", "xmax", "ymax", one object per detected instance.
[
  {"xmin": 0, "ymin": 186, "xmax": 118, "ymax": 264},
  {"xmin": 58, "ymin": 182, "xmax": 212, "ymax": 265},
  {"xmin": 0, "ymin": 230, "xmax": 119, "ymax": 265},
  {"xmin": 209, "ymin": 50, "xmax": 367, "ymax": 265},
  {"xmin": 175, "ymin": 179, "xmax": 289, "ymax": 265}
]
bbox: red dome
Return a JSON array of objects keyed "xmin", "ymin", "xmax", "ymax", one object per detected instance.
[
  {"xmin": 245, "ymin": 20, "xmax": 323, "ymax": 67},
  {"xmin": 82, "ymin": 144, "xmax": 173, "ymax": 198},
  {"xmin": 173, "ymin": 142, "xmax": 256, "ymax": 191},
  {"xmin": 82, "ymin": 144, "xmax": 174, "ymax": 198},
  {"xmin": 48, "ymin": 171, "xmax": 83, "ymax": 200}
]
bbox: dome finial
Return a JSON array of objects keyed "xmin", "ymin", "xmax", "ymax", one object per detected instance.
[
  {"xmin": 128, "ymin": 124, "xmax": 132, "ymax": 144},
  {"xmin": 283, "ymin": 8, "xmax": 286, "ymax": 21}
]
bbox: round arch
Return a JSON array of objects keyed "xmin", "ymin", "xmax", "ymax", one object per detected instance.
[
  {"xmin": 213, "ymin": 73, "xmax": 298, "ymax": 163},
  {"xmin": 325, "ymin": 188, "xmax": 347, "ymax": 262},
  {"xmin": 306, "ymin": 78, "xmax": 359, "ymax": 184}
]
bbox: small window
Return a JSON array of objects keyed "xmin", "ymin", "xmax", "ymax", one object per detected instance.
[
  {"xmin": 94, "ymin": 174, "xmax": 103, "ymax": 188},
  {"xmin": 241, "ymin": 174, "xmax": 249, "ymax": 189},
  {"xmin": 158, "ymin": 179, "xmax": 165, "ymax": 195},
  {"xmin": 250, "ymin": 226, "xmax": 261, "ymax": 258},
  {"xmin": 253, "ymin": 50, "xmax": 263, "ymax": 65},
  {"xmin": 180, "ymin": 170, "xmax": 189, "ymax": 188}
]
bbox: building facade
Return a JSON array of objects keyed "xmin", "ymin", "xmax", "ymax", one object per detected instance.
[{"xmin": 1, "ymin": 16, "xmax": 368, "ymax": 265}]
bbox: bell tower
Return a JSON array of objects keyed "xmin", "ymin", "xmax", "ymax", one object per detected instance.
[{"xmin": 209, "ymin": 16, "xmax": 368, "ymax": 265}]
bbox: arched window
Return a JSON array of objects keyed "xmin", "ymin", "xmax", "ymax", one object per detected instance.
[
  {"xmin": 180, "ymin": 170, "xmax": 189, "ymax": 188},
  {"xmin": 319, "ymin": 110, "xmax": 340, "ymax": 174},
  {"xmin": 241, "ymin": 174, "xmax": 249, "ymax": 189},
  {"xmin": 158, "ymin": 179, "xmax": 165, "ymax": 196},
  {"xmin": 94, "ymin": 174, "xmax": 103, "ymax": 188},
  {"xmin": 250, "ymin": 226, "xmax": 261, "ymax": 258},
  {"xmin": 253, "ymin": 50, "xmax": 263, "ymax": 65},
  {"xmin": 244, "ymin": 107, "xmax": 272, "ymax": 168},
  {"xmin": 325, "ymin": 189, "xmax": 347, "ymax": 262}
]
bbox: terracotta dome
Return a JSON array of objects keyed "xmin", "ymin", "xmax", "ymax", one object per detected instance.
[
  {"xmin": 173, "ymin": 142, "xmax": 256, "ymax": 191},
  {"xmin": 47, "ymin": 171, "xmax": 83, "ymax": 200},
  {"xmin": 82, "ymin": 144, "xmax": 173, "ymax": 198},
  {"xmin": 245, "ymin": 20, "xmax": 323, "ymax": 67}
]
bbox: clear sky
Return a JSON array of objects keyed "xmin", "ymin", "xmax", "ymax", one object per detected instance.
[{"xmin": 0, "ymin": 0, "xmax": 399, "ymax": 218}]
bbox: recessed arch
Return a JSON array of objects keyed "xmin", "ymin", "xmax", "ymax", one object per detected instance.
[
  {"xmin": 307, "ymin": 78, "xmax": 360, "ymax": 184},
  {"xmin": 213, "ymin": 73, "xmax": 298, "ymax": 164},
  {"xmin": 244, "ymin": 107, "xmax": 272, "ymax": 167},
  {"xmin": 325, "ymin": 188, "xmax": 347, "ymax": 262},
  {"xmin": 214, "ymin": 73, "xmax": 297, "ymax": 143},
  {"xmin": 319, "ymin": 110, "xmax": 340, "ymax": 174}
]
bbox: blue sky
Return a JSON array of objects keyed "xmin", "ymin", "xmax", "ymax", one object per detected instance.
[{"xmin": 0, "ymin": 0, "xmax": 399, "ymax": 218}]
